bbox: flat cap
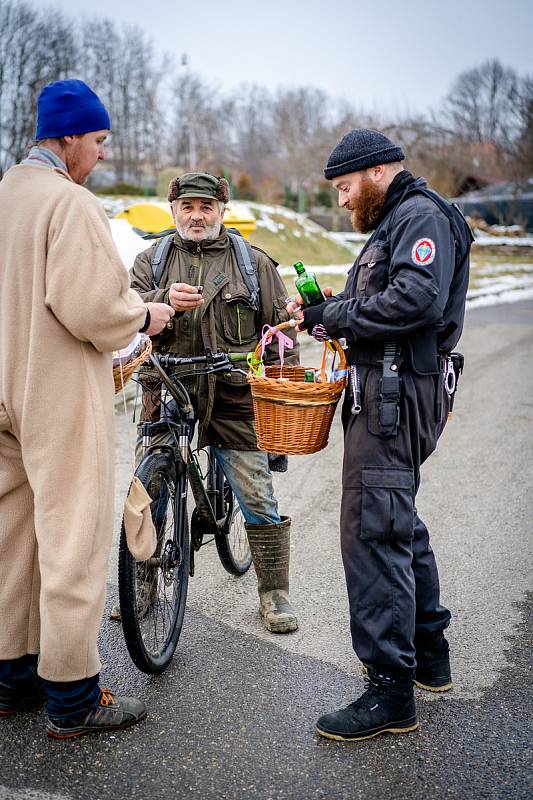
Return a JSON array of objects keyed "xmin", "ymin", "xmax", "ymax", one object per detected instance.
[{"xmin": 168, "ymin": 172, "xmax": 229, "ymax": 203}]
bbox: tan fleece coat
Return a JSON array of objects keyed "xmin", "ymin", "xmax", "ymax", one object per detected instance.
[{"xmin": 0, "ymin": 163, "xmax": 146, "ymax": 681}]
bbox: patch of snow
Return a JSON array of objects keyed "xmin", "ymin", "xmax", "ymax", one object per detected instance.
[
  {"xmin": 489, "ymin": 224, "xmax": 524, "ymax": 234},
  {"xmin": 468, "ymin": 274, "xmax": 533, "ymax": 296},
  {"xmin": 473, "ymin": 232, "xmax": 533, "ymax": 246},
  {"xmin": 255, "ymin": 216, "xmax": 284, "ymax": 234},
  {"xmin": 474, "ymin": 262, "xmax": 533, "ymax": 276},
  {"xmin": 467, "ymin": 287, "xmax": 533, "ymax": 308},
  {"xmin": 329, "ymin": 231, "xmax": 369, "ymax": 244}
]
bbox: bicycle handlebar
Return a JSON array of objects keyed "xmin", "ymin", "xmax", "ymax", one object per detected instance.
[{"xmin": 156, "ymin": 350, "xmax": 250, "ymax": 372}]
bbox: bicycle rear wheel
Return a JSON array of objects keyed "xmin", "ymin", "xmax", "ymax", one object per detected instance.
[
  {"xmin": 118, "ymin": 449, "xmax": 189, "ymax": 674},
  {"xmin": 215, "ymin": 479, "xmax": 252, "ymax": 575}
]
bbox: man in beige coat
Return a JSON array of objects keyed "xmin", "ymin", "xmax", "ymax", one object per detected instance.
[{"xmin": 0, "ymin": 79, "xmax": 174, "ymax": 738}]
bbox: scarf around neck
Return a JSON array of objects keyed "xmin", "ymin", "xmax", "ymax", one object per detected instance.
[{"xmin": 21, "ymin": 145, "xmax": 67, "ymax": 172}]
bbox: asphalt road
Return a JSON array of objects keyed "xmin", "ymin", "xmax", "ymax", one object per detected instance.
[{"xmin": 1, "ymin": 301, "xmax": 532, "ymax": 800}]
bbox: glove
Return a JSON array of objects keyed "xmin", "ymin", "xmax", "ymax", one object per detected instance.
[{"xmin": 301, "ymin": 301, "xmax": 327, "ymax": 334}]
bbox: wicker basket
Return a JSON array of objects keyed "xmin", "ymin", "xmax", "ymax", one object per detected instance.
[
  {"xmin": 113, "ymin": 336, "xmax": 152, "ymax": 394},
  {"xmin": 248, "ymin": 322, "xmax": 347, "ymax": 455}
]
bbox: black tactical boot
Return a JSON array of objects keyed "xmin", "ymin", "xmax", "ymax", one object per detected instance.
[
  {"xmin": 245, "ymin": 516, "xmax": 298, "ymax": 633},
  {"xmin": 414, "ymin": 630, "xmax": 453, "ymax": 692},
  {"xmin": 46, "ymin": 688, "xmax": 147, "ymax": 739},
  {"xmin": 316, "ymin": 668, "xmax": 418, "ymax": 741}
]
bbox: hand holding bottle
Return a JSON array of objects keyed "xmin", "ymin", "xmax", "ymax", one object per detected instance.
[
  {"xmin": 286, "ymin": 286, "xmax": 334, "ymax": 331},
  {"xmin": 293, "ymin": 261, "xmax": 325, "ymax": 307}
]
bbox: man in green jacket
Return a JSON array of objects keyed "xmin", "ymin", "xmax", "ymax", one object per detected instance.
[{"xmin": 128, "ymin": 172, "xmax": 300, "ymax": 633}]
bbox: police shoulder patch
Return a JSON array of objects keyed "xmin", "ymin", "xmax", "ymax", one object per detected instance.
[{"xmin": 411, "ymin": 237, "xmax": 436, "ymax": 266}]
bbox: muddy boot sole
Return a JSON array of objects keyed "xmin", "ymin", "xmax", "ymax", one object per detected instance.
[{"xmin": 259, "ymin": 590, "xmax": 298, "ymax": 634}]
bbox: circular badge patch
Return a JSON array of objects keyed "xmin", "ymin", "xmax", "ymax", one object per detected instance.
[{"xmin": 411, "ymin": 237, "xmax": 436, "ymax": 266}]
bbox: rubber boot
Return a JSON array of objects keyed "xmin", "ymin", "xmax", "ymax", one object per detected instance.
[{"xmin": 245, "ymin": 516, "xmax": 298, "ymax": 634}]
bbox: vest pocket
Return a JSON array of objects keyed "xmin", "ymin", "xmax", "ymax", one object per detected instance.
[
  {"xmin": 361, "ymin": 466, "xmax": 414, "ymax": 540},
  {"xmin": 356, "ymin": 245, "xmax": 389, "ymax": 297},
  {"xmin": 221, "ymin": 295, "xmax": 257, "ymax": 345}
]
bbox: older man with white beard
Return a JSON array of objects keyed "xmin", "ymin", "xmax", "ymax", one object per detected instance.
[{"xmin": 127, "ymin": 172, "xmax": 301, "ymax": 635}]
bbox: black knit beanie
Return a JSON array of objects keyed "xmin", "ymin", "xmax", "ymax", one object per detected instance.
[{"xmin": 324, "ymin": 128, "xmax": 405, "ymax": 180}]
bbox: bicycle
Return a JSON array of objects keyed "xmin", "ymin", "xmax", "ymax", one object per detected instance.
[{"xmin": 117, "ymin": 349, "xmax": 253, "ymax": 674}]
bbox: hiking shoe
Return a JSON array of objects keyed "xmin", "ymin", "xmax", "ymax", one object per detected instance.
[
  {"xmin": 0, "ymin": 680, "xmax": 45, "ymax": 716},
  {"xmin": 46, "ymin": 688, "xmax": 147, "ymax": 739},
  {"xmin": 316, "ymin": 671, "xmax": 418, "ymax": 742},
  {"xmin": 414, "ymin": 631, "xmax": 453, "ymax": 692}
]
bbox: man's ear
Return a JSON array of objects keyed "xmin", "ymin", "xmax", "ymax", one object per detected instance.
[
  {"xmin": 373, "ymin": 164, "xmax": 386, "ymax": 182},
  {"xmin": 63, "ymin": 135, "xmax": 75, "ymax": 145},
  {"xmin": 220, "ymin": 205, "xmax": 226, "ymax": 222}
]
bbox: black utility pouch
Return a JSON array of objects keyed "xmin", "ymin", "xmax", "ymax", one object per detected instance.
[
  {"xmin": 450, "ymin": 352, "xmax": 464, "ymax": 380},
  {"xmin": 378, "ymin": 378, "xmax": 400, "ymax": 437},
  {"xmin": 378, "ymin": 341, "xmax": 401, "ymax": 438}
]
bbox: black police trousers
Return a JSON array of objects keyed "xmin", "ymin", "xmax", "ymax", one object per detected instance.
[{"xmin": 340, "ymin": 364, "xmax": 451, "ymax": 675}]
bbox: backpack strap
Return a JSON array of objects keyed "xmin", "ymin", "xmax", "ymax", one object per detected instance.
[
  {"xmin": 151, "ymin": 234, "xmax": 174, "ymax": 289},
  {"xmin": 227, "ymin": 229, "xmax": 260, "ymax": 310}
]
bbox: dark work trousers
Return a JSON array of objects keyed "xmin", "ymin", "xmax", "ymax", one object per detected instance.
[{"xmin": 340, "ymin": 363, "xmax": 451, "ymax": 675}]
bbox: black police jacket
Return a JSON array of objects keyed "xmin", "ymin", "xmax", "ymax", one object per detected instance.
[{"xmin": 318, "ymin": 175, "xmax": 471, "ymax": 368}]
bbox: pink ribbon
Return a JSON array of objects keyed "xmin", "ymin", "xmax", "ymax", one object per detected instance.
[{"xmin": 259, "ymin": 324, "xmax": 294, "ymax": 374}]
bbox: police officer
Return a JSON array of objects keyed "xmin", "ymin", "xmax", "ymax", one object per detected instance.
[{"xmin": 291, "ymin": 129, "xmax": 472, "ymax": 741}]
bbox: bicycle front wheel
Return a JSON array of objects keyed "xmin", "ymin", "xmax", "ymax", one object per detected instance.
[
  {"xmin": 118, "ymin": 450, "xmax": 189, "ymax": 674},
  {"xmin": 215, "ymin": 479, "xmax": 252, "ymax": 575}
]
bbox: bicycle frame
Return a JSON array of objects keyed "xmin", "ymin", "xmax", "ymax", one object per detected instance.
[{"xmin": 138, "ymin": 351, "xmax": 246, "ymax": 539}]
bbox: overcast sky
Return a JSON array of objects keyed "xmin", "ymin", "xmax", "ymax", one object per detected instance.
[{"xmin": 50, "ymin": 0, "xmax": 532, "ymax": 115}]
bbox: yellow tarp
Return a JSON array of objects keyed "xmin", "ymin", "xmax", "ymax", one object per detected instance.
[
  {"xmin": 116, "ymin": 203, "xmax": 173, "ymax": 234},
  {"xmin": 116, "ymin": 201, "xmax": 256, "ymax": 238}
]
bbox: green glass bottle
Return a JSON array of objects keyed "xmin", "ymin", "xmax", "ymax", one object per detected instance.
[{"xmin": 293, "ymin": 261, "xmax": 325, "ymax": 307}]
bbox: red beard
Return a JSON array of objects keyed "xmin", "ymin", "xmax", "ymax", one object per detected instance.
[{"xmin": 349, "ymin": 175, "xmax": 387, "ymax": 233}]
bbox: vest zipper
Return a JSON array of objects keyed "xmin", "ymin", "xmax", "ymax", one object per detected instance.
[
  {"xmin": 236, "ymin": 304, "xmax": 242, "ymax": 344},
  {"xmin": 191, "ymin": 243, "xmax": 203, "ymax": 396}
]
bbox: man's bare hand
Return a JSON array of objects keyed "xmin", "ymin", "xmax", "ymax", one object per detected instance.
[
  {"xmin": 144, "ymin": 302, "xmax": 175, "ymax": 335},
  {"xmin": 169, "ymin": 282, "xmax": 205, "ymax": 312},
  {"xmin": 286, "ymin": 287, "xmax": 333, "ymax": 330}
]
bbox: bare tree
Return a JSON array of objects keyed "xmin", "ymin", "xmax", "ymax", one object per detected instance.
[
  {"xmin": 167, "ymin": 68, "xmax": 227, "ymax": 174},
  {"xmin": 222, "ymin": 83, "xmax": 274, "ymax": 182},
  {"xmin": 444, "ymin": 59, "xmax": 521, "ymax": 145},
  {"xmin": 81, "ymin": 18, "xmax": 163, "ymax": 185},
  {"xmin": 0, "ymin": 0, "xmax": 77, "ymax": 175}
]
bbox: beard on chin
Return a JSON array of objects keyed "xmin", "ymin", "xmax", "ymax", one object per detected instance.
[
  {"xmin": 176, "ymin": 220, "xmax": 221, "ymax": 241},
  {"xmin": 349, "ymin": 177, "xmax": 387, "ymax": 233}
]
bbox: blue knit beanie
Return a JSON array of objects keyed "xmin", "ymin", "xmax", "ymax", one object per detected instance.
[
  {"xmin": 324, "ymin": 128, "xmax": 404, "ymax": 179},
  {"xmin": 35, "ymin": 79, "xmax": 111, "ymax": 140}
]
